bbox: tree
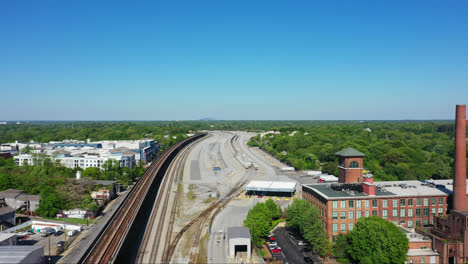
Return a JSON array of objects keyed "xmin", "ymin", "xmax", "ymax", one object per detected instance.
[
  {"xmin": 322, "ymin": 161, "xmax": 338, "ymax": 176},
  {"xmin": 300, "ymin": 205, "xmax": 331, "ymax": 256},
  {"xmin": 265, "ymin": 198, "xmax": 281, "ymax": 220},
  {"xmin": 0, "ymin": 172, "xmax": 13, "ymax": 190},
  {"xmin": 332, "ymin": 234, "xmax": 351, "ymax": 262},
  {"xmin": 244, "ymin": 202, "xmax": 272, "ymax": 247},
  {"xmin": 82, "ymin": 195, "xmax": 99, "ymax": 212},
  {"xmin": 20, "ymin": 146, "xmax": 33, "ymax": 154},
  {"xmin": 347, "ymin": 216, "xmax": 409, "ymax": 264},
  {"xmin": 36, "ymin": 186, "xmax": 65, "ymax": 217},
  {"xmin": 82, "ymin": 167, "xmax": 102, "ymax": 179},
  {"xmin": 285, "ymin": 199, "xmax": 310, "ymax": 230},
  {"xmin": 285, "ymin": 199, "xmax": 331, "ymax": 256}
]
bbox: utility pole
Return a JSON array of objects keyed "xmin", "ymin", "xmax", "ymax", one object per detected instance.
[
  {"xmin": 63, "ymin": 216, "xmax": 67, "ymax": 250},
  {"xmin": 48, "ymin": 235, "xmax": 51, "ymax": 264}
]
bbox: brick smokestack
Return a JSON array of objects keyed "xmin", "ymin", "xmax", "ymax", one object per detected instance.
[{"xmin": 453, "ymin": 105, "xmax": 468, "ymax": 212}]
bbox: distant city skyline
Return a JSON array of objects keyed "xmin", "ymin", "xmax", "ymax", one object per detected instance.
[{"xmin": 1, "ymin": 1, "xmax": 467, "ymax": 120}]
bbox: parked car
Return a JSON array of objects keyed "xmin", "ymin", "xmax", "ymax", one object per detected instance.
[
  {"xmin": 266, "ymin": 236, "xmax": 276, "ymax": 242},
  {"xmin": 268, "ymin": 242, "xmax": 278, "ymax": 247},
  {"xmin": 54, "ymin": 231, "xmax": 63, "ymax": 237},
  {"xmin": 271, "ymin": 248, "xmax": 282, "ymax": 253},
  {"xmin": 57, "ymin": 241, "xmax": 65, "ymax": 247},
  {"xmin": 304, "ymin": 257, "xmax": 314, "ymax": 263},
  {"xmin": 300, "ymin": 247, "xmax": 311, "ymax": 253},
  {"xmin": 298, "ymin": 240, "xmax": 307, "ymax": 246},
  {"xmin": 16, "ymin": 232, "xmax": 29, "ymax": 239}
]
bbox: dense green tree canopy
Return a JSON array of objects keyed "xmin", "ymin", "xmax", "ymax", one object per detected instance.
[
  {"xmin": 347, "ymin": 216, "xmax": 409, "ymax": 264},
  {"xmin": 248, "ymin": 121, "xmax": 466, "ymax": 181}
]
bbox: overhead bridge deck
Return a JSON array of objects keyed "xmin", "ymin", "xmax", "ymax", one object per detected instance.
[{"xmin": 76, "ymin": 133, "xmax": 206, "ymax": 264}]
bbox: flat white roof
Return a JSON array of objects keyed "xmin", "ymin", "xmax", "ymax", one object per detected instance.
[
  {"xmin": 244, "ymin": 181, "xmax": 297, "ymax": 193},
  {"xmin": 374, "ymin": 180, "xmax": 456, "ymax": 197},
  {"xmin": 247, "ymin": 181, "xmax": 271, "ymax": 189}
]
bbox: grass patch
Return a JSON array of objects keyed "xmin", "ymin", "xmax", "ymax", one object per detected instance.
[
  {"xmin": 177, "ymin": 183, "xmax": 183, "ymax": 217},
  {"xmin": 43, "ymin": 216, "xmax": 93, "ymax": 225},
  {"xmin": 16, "ymin": 225, "xmax": 32, "ymax": 232},
  {"xmin": 337, "ymin": 258, "xmax": 351, "ymax": 263},
  {"xmin": 187, "ymin": 184, "xmax": 197, "ymax": 200},
  {"xmin": 270, "ymin": 218, "xmax": 285, "ymax": 229}
]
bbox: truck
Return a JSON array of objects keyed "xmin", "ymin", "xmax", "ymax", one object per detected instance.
[
  {"xmin": 302, "ymin": 170, "xmax": 322, "ymax": 177},
  {"xmin": 40, "ymin": 227, "xmax": 56, "ymax": 237},
  {"xmin": 317, "ymin": 175, "xmax": 338, "ymax": 183},
  {"xmin": 281, "ymin": 167, "xmax": 295, "ymax": 172}
]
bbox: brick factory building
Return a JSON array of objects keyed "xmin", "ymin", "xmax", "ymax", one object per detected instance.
[
  {"xmin": 303, "ymin": 171, "xmax": 450, "ymax": 241},
  {"xmin": 303, "ymin": 147, "xmax": 450, "ymax": 241},
  {"xmin": 303, "ymin": 105, "xmax": 468, "ymax": 264}
]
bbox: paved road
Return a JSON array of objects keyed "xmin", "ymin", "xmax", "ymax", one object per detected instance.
[
  {"xmin": 274, "ymin": 227, "xmax": 323, "ymax": 264},
  {"xmin": 275, "ymin": 227, "xmax": 308, "ymax": 264}
]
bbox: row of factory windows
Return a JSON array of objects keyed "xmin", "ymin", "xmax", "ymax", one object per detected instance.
[
  {"xmin": 332, "ymin": 207, "xmax": 444, "ymax": 220},
  {"xmin": 332, "ymin": 219, "xmax": 429, "ymax": 234},
  {"xmin": 331, "ymin": 197, "xmax": 444, "ymax": 209}
]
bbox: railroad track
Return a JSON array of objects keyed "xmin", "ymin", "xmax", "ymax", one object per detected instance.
[
  {"xmin": 163, "ymin": 178, "xmax": 248, "ymax": 263},
  {"xmin": 79, "ymin": 134, "xmax": 205, "ymax": 264},
  {"xmin": 230, "ymin": 133, "xmax": 239, "ymax": 156},
  {"xmin": 136, "ymin": 136, "xmax": 202, "ymax": 263}
]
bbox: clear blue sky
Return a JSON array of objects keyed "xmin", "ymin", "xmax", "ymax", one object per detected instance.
[{"xmin": 1, "ymin": 0, "xmax": 467, "ymax": 120}]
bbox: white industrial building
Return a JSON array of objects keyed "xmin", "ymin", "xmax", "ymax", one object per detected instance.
[
  {"xmin": 12, "ymin": 154, "xmax": 39, "ymax": 166},
  {"xmin": 243, "ymin": 181, "xmax": 297, "ymax": 197},
  {"xmin": 228, "ymin": 227, "xmax": 251, "ymax": 259},
  {"xmin": 11, "ymin": 138, "xmax": 159, "ymax": 169},
  {"xmin": 56, "ymin": 152, "xmax": 135, "ymax": 170}
]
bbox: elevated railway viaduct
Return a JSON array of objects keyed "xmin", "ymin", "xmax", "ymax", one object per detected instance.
[{"xmin": 76, "ymin": 133, "xmax": 206, "ymax": 264}]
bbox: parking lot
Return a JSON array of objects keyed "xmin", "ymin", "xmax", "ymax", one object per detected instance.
[
  {"xmin": 271, "ymin": 227, "xmax": 322, "ymax": 264},
  {"xmin": 17, "ymin": 229, "xmax": 71, "ymax": 263}
]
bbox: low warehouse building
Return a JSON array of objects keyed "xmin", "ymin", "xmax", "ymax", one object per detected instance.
[
  {"xmin": 228, "ymin": 227, "xmax": 251, "ymax": 259},
  {"xmin": 0, "ymin": 246, "xmax": 44, "ymax": 264},
  {"xmin": 0, "ymin": 189, "xmax": 40, "ymax": 212},
  {"xmin": 243, "ymin": 181, "xmax": 297, "ymax": 197},
  {"xmin": 0, "ymin": 205, "xmax": 16, "ymax": 227}
]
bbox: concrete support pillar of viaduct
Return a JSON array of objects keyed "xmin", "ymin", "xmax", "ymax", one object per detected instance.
[{"xmin": 453, "ymin": 104, "xmax": 468, "ymax": 212}]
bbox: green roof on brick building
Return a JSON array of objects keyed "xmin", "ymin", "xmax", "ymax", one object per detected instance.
[{"xmin": 335, "ymin": 147, "xmax": 366, "ymax": 157}]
